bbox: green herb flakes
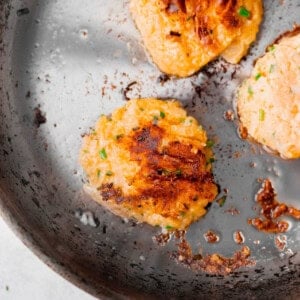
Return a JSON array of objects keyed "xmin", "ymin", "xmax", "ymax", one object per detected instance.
[
  {"xmin": 174, "ymin": 169, "xmax": 182, "ymax": 176},
  {"xmin": 165, "ymin": 225, "xmax": 173, "ymax": 230},
  {"xmin": 206, "ymin": 140, "xmax": 215, "ymax": 148},
  {"xmin": 248, "ymin": 86, "xmax": 254, "ymax": 96},
  {"xmin": 259, "ymin": 109, "xmax": 265, "ymax": 121},
  {"xmin": 99, "ymin": 148, "xmax": 107, "ymax": 159},
  {"xmin": 267, "ymin": 45, "xmax": 275, "ymax": 52},
  {"xmin": 238, "ymin": 6, "xmax": 250, "ymax": 18},
  {"xmin": 105, "ymin": 170, "xmax": 113, "ymax": 176},
  {"xmin": 160, "ymin": 111, "xmax": 166, "ymax": 119},
  {"xmin": 161, "ymin": 169, "xmax": 171, "ymax": 175},
  {"xmin": 217, "ymin": 196, "xmax": 227, "ymax": 207},
  {"xmin": 255, "ymin": 73, "xmax": 262, "ymax": 80},
  {"xmin": 207, "ymin": 158, "xmax": 215, "ymax": 164},
  {"xmin": 269, "ymin": 64, "xmax": 275, "ymax": 73},
  {"xmin": 97, "ymin": 169, "xmax": 101, "ymax": 177}
]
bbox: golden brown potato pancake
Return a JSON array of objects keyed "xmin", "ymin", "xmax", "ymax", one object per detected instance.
[
  {"xmin": 130, "ymin": 0, "xmax": 263, "ymax": 77},
  {"xmin": 237, "ymin": 28, "xmax": 300, "ymax": 159},
  {"xmin": 80, "ymin": 98, "xmax": 218, "ymax": 230}
]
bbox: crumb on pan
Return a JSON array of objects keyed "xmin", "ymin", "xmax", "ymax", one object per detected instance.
[{"xmin": 172, "ymin": 234, "xmax": 254, "ymax": 275}]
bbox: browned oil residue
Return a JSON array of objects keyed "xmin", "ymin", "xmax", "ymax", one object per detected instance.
[
  {"xmin": 171, "ymin": 233, "xmax": 254, "ymax": 275},
  {"xmin": 248, "ymin": 179, "xmax": 300, "ymax": 233},
  {"xmin": 33, "ymin": 107, "xmax": 46, "ymax": 128},
  {"xmin": 203, "ymin": 230, "xmax": 219, "ymax": 243},
  {"xmin": 233, "ymin": 231, "xmax": 245, "ymax": 244},
  {"xmin": 153, "ymin": 232, "xmax": 171, "ymax": 246},
  {"xmin": 238, "ymin": 124, "xmax": 248, "ymax": 139},
  {"xmin": 274, "ymin": 235, "xmax": 287, "ymax": 252},
  {"xmin": 225, "ymin": 206, "xmax": 240, "ymax": 215},
  {"xmin": 224, "ymin": 110, "xmax": 234, "ymax": 121}
]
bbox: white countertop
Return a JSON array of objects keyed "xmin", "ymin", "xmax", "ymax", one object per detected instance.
[{"xmin": 0, "ymin": 217, "xmax": 96, "ymax": 300}]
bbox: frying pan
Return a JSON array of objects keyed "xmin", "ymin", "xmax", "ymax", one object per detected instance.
[{"xmin": 0, "ymin": 0, "xmax": 300, "ymax": 299}]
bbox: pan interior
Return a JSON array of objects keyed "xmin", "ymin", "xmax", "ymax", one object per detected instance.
[{"xmin": 0, "ymin": 0, "xmax": 300, "ymax": 298}]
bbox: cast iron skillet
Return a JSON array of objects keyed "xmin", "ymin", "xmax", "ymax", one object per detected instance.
[{"xmin": 0, "ymin": 0, "xmax": 300, "ymax": 299}]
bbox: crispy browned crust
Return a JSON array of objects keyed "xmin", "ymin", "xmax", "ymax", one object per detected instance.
[
  {"xmin": 99, "ymin": 125, "xmax": 216, "ymax": 221},
  {"xmin": 161, "ymin": 0, "xmax": 242, "ymax": 49},
  {"xmin": 274, "ymin": 25, "xmax": 300, "ymax": 45}
]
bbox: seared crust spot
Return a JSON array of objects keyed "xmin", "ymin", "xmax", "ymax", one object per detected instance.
[{"xmin": 99, "ymin": 125, "xmax": 216, "ymax": 220}]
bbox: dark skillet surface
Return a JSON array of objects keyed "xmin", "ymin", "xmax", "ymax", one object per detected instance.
[{"xmin": 0, "ymin": 1, "xmax": 300, "ymax": 299}]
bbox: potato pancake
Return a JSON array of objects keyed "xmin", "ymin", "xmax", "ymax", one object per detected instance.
[
  {"xmin": 130, "ymin": 0, "xmax": 263, "ymax": 77},
  {"xmin": 237, "ymin": 28, "xmax": 300, "ymax": 159},
  {"xmin": 80, "ymin": 98, "xmax": 218, "ymax": 230}
]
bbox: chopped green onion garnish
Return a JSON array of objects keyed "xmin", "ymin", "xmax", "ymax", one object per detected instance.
[
  {"xmin": 105, "ymin": 170, "xmax": 113, "ymax": 176},
  {"xmin": 238, "ymin": 6, "xmax": 250, "ymax": 18},
  {"xmin": 259, "ymin": 109, "xmax": 265, "ymax": 121},
  {"xmin": 269, "ymin": 64, "xmax": 275, "ymax": 73},
  {"xmin": 165, "ymin": 225, "xmax": 173, "ymax": 230},
  {"xmin": 207, "ymin": 158, "xmax": 215, "ymax": 164},
  {"xmin": 174, "ymin": 169, "xmax": 182, "ymax": 176},
  {"xmin": 267, "ymin": 45, "xmax": 275, "ymax": 52},
  {"xmin": 217, "ymin": 196, "xmax": 227, "ymax": 207},
  {"xmin": 248, "ymin": 86, "xmax": 254, "ymax": 96},
  {"xmin": 206, "ymin": 140, "xmax": 215, "ymax": 148},
  {"xmin": 97, "ymin": 169, "xmax": 101, "ymax": 177},
  {"xmin": 99, "ymin": 148, "xmax": 107, "ymax": 159},
  {"xmin": 255, "ymin": 73, "xmax": 262, "ymax": 80},
  {"xmin": 153, "ymin": 116, "xmax": 159, "ymax": 124},
  {"xmin": 161, "ymin": 169, "xmax": 171, "ymax": 175},
  {"xmin": 160, "ymin": 111, "xmax": 166, "ymax": 119}
]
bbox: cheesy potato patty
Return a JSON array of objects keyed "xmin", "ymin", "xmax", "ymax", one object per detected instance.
[
  {"xmin": 237, "ymin": 28, "xmax": 300, "ymax": 159},
  {"xmin": 130, "ymin": 0, "xmax": 263, "ymax": 77},
  {"xmin": 80, "ymin": 98, "xmax": 218, "ymax": 230}
]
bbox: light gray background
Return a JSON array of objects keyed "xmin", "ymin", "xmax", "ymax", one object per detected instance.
[{"xmin": 0, "ymin": 216, "xmax": 95, "ymax": 300}]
